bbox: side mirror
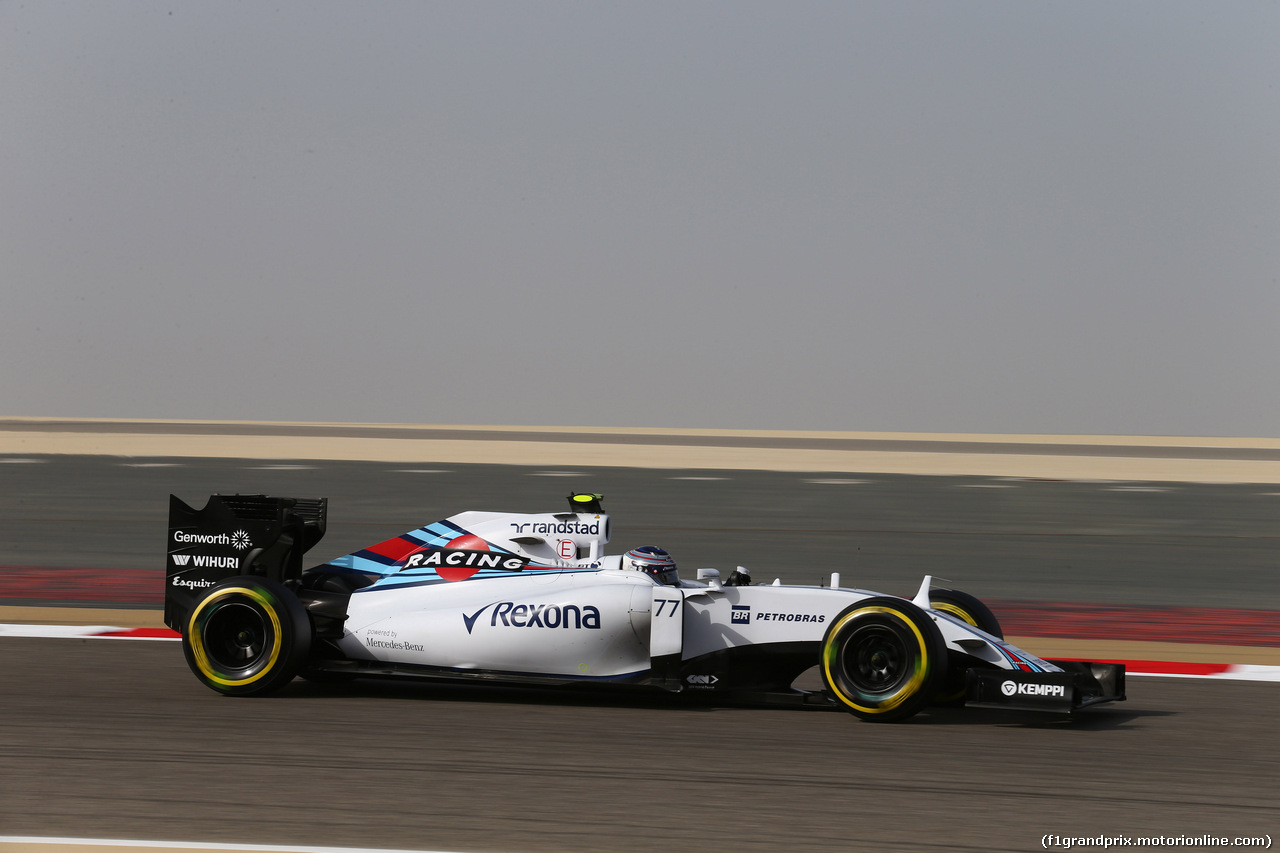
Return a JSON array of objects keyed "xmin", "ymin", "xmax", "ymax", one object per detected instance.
[{"xmin": 696, "ymin": 568, "xmax": 722, "ymax": 590}]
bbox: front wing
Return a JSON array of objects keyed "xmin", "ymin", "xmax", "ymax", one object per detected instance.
[{"xmin": 965, "ymin": 660, "xmax": 1126, "ymax": 713}]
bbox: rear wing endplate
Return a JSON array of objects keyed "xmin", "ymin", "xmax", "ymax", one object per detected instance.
[{"xmin": 163, "ymin": 494, "xmax": 327, "ymax": 633}]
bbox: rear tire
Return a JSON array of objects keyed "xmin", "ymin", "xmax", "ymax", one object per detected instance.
[
  {"xmin": 820, "ymin": 597, "xmax": 947, "ymax": 722},
  {"xmin": 182, "ymin": 577, "xmax": 311, "ymax": 696},
  {"xmin": 929, "ymin": 588, "xmax": 1002, "ymax": 705}
]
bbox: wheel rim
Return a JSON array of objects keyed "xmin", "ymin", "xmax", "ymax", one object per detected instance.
[
  {"xmin": 843, "ymin": 624, "xmax": 910, "ymax": 694},
  {"xmin": 204, "ymin": 601, "xmax": 271, "ymax": 672}
]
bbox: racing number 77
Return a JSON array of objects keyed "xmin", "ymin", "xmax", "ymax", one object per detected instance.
[{"xmin": 654, "ymin": 598, "xmax": 681, "ymax": 617}]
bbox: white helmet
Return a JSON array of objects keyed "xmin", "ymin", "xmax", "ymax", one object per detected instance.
[{"xmin": 623, "ymin": 546, "xmax": 679, "ymax": 586}]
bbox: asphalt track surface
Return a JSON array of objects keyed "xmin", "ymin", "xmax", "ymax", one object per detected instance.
[
  {"xmin": 2, "ymin": 639, "xmax": 1278, "ymax": 853},
  {"xmin": 2, "ymin": 454, "xmax": 1279, "ymax": 851},
  {"xmin": 2, "ymin": 455, "xmax": 1277, "ymax": 608}
]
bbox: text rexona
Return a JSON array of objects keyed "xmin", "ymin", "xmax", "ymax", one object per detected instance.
[{"xmin": 462, "ymin": 601, "xmax": 602, "ymax": 634}]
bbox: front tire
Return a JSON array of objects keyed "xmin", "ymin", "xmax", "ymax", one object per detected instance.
[
  {"xmin": 929, "ymin": 588, "xmax": 1002, "ymax": 638},
  {"xmin": 820, "ymin": 597, "xmax": 947, "ymax": 722},
  {"xmin": 182, "ymin": 577, "xmax": 311, "ymax": 696},
  {"xmin": 929, "ymin": 588, "xmax": 1003, "ymax": 705}
]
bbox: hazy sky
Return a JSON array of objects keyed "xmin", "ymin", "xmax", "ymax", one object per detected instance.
[{"xmin": 3, "ymin": 2, "xmax": 1277, "ymax": 435}]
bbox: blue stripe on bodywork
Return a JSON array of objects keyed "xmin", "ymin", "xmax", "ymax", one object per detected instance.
[
  {"xmin": 359, "ymin": 565, "xmax": 599, "ymax": 591},
  {"xmin": 322, "ymin": 521, "xmax": 523, "ymax": 576}
]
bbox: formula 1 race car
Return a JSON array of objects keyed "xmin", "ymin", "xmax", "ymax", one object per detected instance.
[{"xmin": 163, "ymin": 493, "xmax": 1125, "ymax": 722}]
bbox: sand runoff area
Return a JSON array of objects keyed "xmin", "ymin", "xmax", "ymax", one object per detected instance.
[{"xmin": 3, "ymin": 418, "xmax": 1280, "ymax": 483}]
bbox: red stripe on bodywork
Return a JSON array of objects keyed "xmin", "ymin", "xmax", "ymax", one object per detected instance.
[{"xmin": 361, "ymin": 537, "xmax": 426, "ymax": 561}]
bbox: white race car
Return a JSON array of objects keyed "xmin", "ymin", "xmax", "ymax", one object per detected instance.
[{"xmin": 164, "ymin": 493, "xmax": 1125, "ymax": 722}]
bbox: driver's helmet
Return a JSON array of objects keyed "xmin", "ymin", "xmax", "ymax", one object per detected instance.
[{"xmin": 623, "ymin": 546, "xmax": 679, "ymax": 586}]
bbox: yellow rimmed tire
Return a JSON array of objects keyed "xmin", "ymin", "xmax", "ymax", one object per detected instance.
[
  {"xmin": 182, "ymin": 577, "xmax": 311, "ymax": 696},
  {"xmin": 929, "ymin": 588, "xmax": 1003, "ymax": 705},
  {"xmin": 929, "ymin": 588, "xmax": 1002, "ymax": 638},
  {"xmin": 821, "ymin": 597, "xmax": 947, "ymax": 723}
]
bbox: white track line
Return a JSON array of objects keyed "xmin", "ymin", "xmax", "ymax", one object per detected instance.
[
  {"xmin": 0, "ymin": 838, "xmax": 468, "ymax": 853},
  {"xmin": 0, "ymin": 625, "xmax": 179, "ymax": 641},
  {"xmin": 0, "ymin": 624, "xmax": 133, "ymax": 638}
]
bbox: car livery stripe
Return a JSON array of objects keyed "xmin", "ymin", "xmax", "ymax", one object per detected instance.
[
  {"xmin": 418, "ymin": 520, "xmax": 474, "ymax": 545},
  {"xmin": 355, "ymin": 578, "xmax": 450, "ymax": 592},
  {"xmin": 932, "ymin": 609, "xmax": 1046, "ymax": 673},
  {"xmin": 989, "ymin": 641, "xmax": 1045, "ymax": 673},
  {"xmin": 362, "ymin": 565, "xmax": 598, "ymax": 591},
  {"xmin": 361, "ymin": 536, "xmax": 427, "ymax": 562},
  {"xmin": 410, "ymin": 522, "xmax": 519, "ymax": 554},
  {"xmin": 340, "ymin": 550, "xmax": 401, "ymax": 569},
  {"xmin": 344, "ymin": 522, "xmax": 481, "ymax": 568},
  {"xmin": 331, "ymin": 522, "xmax": 529, "ymax": 577}
]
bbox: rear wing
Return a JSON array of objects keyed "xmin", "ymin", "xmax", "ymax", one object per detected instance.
[{"xmin": 164, "ymin": 494, "xmax": 327, "ymax": 633}]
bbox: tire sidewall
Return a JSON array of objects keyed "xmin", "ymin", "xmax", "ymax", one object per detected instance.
[
  {"xmin": 182, "ymin": 576, "xmax": 311, "ymax": 696},
  {"xmin": 928, "ymin": 588, "xmax": 1002, "ymax": 638},
  {"xmin": 821, "ymin": 596, "xmax": 946, "ymax": 722}
]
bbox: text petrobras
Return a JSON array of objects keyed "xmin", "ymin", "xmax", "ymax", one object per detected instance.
[
  {"xmin": 731, "ymin": 605, "xmax": 824, "ymax": 625},
  {"xmin": 757, "ymin": 611, "xmax": 826, "ymax": 623},
  {"xmin": 401, "ymin": 549, "xmax": 530, "ymax": 571},
  {"xmin": 462, "ymin": 601, "xmax": 602, "ymax": 633}
]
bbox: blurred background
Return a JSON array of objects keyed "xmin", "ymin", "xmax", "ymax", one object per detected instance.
[{"xmin": 3, "ymin": 1, "xmax": 1278, "ymax": 434}]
